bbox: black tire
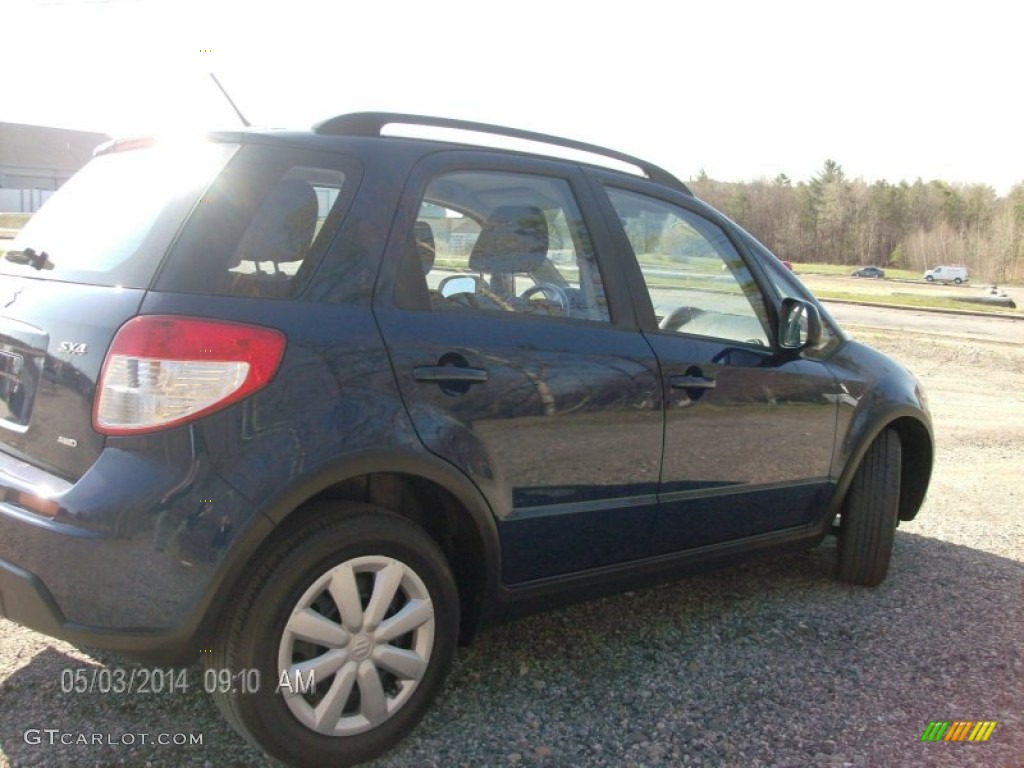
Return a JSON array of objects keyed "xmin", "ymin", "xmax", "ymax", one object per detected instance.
[
  {"xmin": 207, "ymin": 503, "xmax": 459, "ymax": 768},
  {"xmin": 925, "ymin": 275, "xmax": 934, "ymax": 282},
  {"xmin": 836, "ymin": 430, "xmax": 902, "ymax": 586}
]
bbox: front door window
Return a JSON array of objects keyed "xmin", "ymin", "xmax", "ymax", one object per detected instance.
[{"xmin": 607, "ymin": 188, "xmax": 770, "ymax": 346}]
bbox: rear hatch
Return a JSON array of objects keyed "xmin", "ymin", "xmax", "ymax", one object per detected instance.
[{"xmin": 0, "ymin": 140, "xmax": 237, "ymax": 480}]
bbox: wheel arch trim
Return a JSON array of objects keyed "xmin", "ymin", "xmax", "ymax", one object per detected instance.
[
  {"xmin": 828, "ymin": 408, "xmax": 933, "ymax": 524},
  {"xmin": 115, "ymin": 448, "xmax": 502, "ymax": 663},
  {"xmin": 234, "ymin": 448, "xmax": 503, "ymax": 634}
]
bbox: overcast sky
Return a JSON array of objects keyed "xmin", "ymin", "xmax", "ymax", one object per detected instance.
[{"xmin": 6, "ymin": 0, "xmax": 1020, "ymax": 193}]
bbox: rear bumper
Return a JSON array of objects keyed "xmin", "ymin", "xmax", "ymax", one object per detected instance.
[
  {"xmin": 0, "ymin": 556, "xmax": 66, "ymax": 639},
  {"xmin": 0, "ymin": 434, "xmax": 270, "ymax": 663},
  {"xmin": 0, "ymin": 556, "xmax": 197, "ymax": 665}
]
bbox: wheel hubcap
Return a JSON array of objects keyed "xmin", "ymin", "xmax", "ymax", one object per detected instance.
[
  {"xmin": 278, "ymin": 555, "xmax": 435, "ymax": 736},
  {"xmin": 349, "ymin": 634, "xmax": 373, "ymax": 661}
]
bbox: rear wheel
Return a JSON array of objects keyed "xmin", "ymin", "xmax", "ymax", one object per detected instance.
[
  {"xmin": 208, "ymin": 503, "xmax": 459, "ymax": 768},
  {"xmin": 836, "ymin": 430, "xmax": 902, "ymax": 586}
]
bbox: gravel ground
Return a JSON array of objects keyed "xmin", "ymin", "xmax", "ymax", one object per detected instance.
[{"xmin": 1, "ymin": 323, "xmax": 1021, "ymax": 768}]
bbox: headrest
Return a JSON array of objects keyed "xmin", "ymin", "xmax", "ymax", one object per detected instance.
[
  {"xmin": 414, "ymin": 220, "xmax": 436, "ymax": 274},
  {"xmin": 234, "ymin": 179, "xmax": 318, "ymax": 266},
  {"xmin": 469, "ymin": 205, "xmax": 548, "ymax": 274}
]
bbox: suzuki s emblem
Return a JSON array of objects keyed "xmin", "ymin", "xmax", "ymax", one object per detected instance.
[
  {"xmin": 3, "ymin": 288, "xmax": 21, "ymax": 308},
  {"xmin": 58, "ymin": 341, "xmax": 88, "ymax": 356}
]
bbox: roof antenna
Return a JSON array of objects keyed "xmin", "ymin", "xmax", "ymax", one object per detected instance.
[{"xmin": 209, "ymin": 73, "xmax": 251, "ymax": 127}]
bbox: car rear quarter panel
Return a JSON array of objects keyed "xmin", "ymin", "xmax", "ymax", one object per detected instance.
[{"xmin": 0, "ymin": 295, "xmax": 416, "ymax": 633}]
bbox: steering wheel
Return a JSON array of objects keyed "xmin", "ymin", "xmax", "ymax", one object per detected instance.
[
  {"xmin": 520, "ymin": 283, "xmax": 570, "ymax": 315},
  {"xmin": 659, "ymin": 305, "xmax": 704, "ymax": 332}
]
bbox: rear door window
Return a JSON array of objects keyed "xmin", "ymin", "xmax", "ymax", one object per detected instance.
[{"xmin": 406, "ymin": 170, "xmax": 611, "ymax": 323}]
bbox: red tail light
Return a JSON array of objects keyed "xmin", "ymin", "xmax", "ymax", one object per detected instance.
[{"xmin": 94, "ymin": 316, "xmax": 286, "ymax": 435}]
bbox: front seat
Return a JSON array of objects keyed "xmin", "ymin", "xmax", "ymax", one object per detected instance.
[
  {"xmin": 468, "ymin": 205, "xmax": 549, "ymax": 301},
  {"xmin": 232, "ymin": 179, "xmax": 319, "ymax": 297},
  {"xmin": 414, "ymin": 220, "xmax": 436, "ymax": 275}
]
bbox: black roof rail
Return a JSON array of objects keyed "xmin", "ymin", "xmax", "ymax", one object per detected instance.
[{"xmin": 313, "ymin": 112, "xmax": 691, "ymax": 194}]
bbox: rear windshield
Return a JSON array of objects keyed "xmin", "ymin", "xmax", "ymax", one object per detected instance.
[{"xmin": 2, "ymin": 141, "xmax": 237, "ymax": 288}]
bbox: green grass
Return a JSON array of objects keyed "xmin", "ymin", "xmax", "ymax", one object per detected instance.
[
  {"xmin": 814, "ymin": 289, "xmax": 1018, "ymax": 314},
  {"xmin": 0, "ymin": 213, "xmax": 31, "ymax": 229}
]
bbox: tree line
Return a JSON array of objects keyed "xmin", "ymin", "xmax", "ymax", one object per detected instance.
[{"xmin": 689, "ymin": 161, "xmax": 1024, "ymax": 283}]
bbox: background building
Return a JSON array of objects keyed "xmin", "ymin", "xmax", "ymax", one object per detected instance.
[{"xmin": 0, "ymin": 123, "xmax": 109, "ymax": 212}]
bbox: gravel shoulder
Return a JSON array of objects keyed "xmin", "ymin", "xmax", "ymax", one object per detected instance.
[{"xmin": 1, "ymin": 320, "xmax": 1022, "ymax": 768}]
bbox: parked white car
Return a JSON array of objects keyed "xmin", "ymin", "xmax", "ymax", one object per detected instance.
[{"xmin": 924, "ymin": 265, "xmax": 969, "ymax": 284}]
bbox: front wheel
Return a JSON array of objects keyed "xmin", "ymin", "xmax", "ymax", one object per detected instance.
[
  {"xmin": 836, "ymin": 430, "xmax": 902, "ymax": 586},
  {"xmin": 208, "ymin": 503, "xmax": 459, "ymax": 768}
]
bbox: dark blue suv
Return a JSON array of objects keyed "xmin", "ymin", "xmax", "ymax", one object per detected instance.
[{"xmin": 0, "ymin": 114, "xmax": 932, "ymax": 767}]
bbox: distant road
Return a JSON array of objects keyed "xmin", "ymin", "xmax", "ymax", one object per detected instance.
[{"xmin": 823, "ymin": 301, "xmax": 1024, "ymax": 344}]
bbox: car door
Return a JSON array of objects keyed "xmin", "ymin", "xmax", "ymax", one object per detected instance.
[
  {"xmin": 595, "ymin": 180, "xmax": 840, "ymax": 554},
  {"xmin": 373, "ymin": 154, "xmax": 664, "ymax": 584}
]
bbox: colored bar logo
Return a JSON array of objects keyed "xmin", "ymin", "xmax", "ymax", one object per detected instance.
[{"xmin": 921, "ymin": 720, "xmax": 997, "ymax": 742}]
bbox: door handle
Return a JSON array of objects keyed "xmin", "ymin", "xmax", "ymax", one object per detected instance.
[
  {"xmin": 413, "ymin": 366, "xmax": 489, "ymax": 384},
  {"xmin": 670, "ymin": 374, "xmax": 716, "ymax": 390}
]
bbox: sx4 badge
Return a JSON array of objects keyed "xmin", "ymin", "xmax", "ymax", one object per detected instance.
[{"xmin": 58, "ymin": 341, "xmax": 88, "ymax": 356}]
